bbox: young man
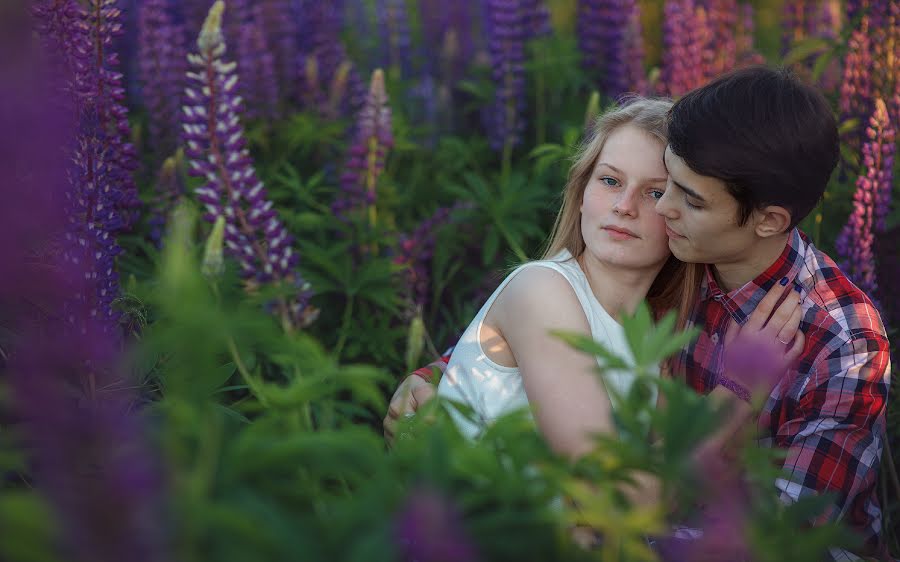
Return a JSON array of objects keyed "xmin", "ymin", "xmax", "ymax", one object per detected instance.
[{"xmin": 383, "ymin": 67, "xmax": 892, "ymax": 560}]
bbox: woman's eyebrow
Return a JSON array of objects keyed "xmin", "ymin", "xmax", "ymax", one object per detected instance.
[{"xmin": 596, "ymin": 162, "xmax": 665, "ymax": 183}]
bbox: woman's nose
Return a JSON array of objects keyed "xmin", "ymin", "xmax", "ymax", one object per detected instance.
[
  {"xmin": 655, "ymin": 187, "xmax": 678, "ymax": 219},
  {"xmin": 613, "ymin": 186, "xmax": 639, "ymax": 216}
]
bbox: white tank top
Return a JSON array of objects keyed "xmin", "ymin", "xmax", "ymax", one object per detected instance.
[{"xmin": 437, "ymin": 250, "xmax": 658, "ymax": 440}]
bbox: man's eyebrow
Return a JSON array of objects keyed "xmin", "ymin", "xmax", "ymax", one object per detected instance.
[{"xmin": 671, "ymin": 179, "xmax": 707, "ymax": 202}]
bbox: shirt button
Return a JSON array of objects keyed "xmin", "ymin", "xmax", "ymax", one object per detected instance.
[{"xmin": 710, "ymin": 333, "xmax": 719, "ymax": 344}]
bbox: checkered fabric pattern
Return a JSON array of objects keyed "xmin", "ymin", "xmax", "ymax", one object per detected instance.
[{"xmin": 673, "ymin": 228, "xmax": 892, "ymax": 560}]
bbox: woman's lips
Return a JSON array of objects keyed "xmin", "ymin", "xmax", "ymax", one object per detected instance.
[
  {"xmin": 665, "ymin": 224, "xmax": 686, "ymax": 239},
  {"xmin": 603, "ymin": 226, "xmax": 638, "ymax": 240}
]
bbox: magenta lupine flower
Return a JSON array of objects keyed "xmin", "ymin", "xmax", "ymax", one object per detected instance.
[
  {"xmin": 334, "ymin": 69, "xmax": 393, "ymax": 223},
  {"xmin": 659, "ymin": 0, "xmax": 708, "ymax": 97},
  {"xmin": 735, "ymin": 3, "xmax": 765, "ymax": 67},
  {"xmin": 394, "ymin": 205, "xmax": 467, "ymax": 316},
  {"xmin": 138, "ymin": 0, "xmax": 187, "ymax": 156},
  {"xmin": 703, "ymin": 0, "xmax": 738, "ymax": 77},
  {"xmin": 836, "ymin": 98, "xmax": 894, "ymax": 301},
  {"xmin": 376, "ymin": 0, "xmax": 413, "ymax": 78},
  {"xmin": 577, "ymin": 0, "xmax": 648, "ymax": 100},
  {"xmin": 482, "ymin": 0, "xmax": 529, "ymax": 151},
  {"xmin": 183, "ymin": 1, "xmax": 317, "ymax": 329},
  {"xmin": 394, "ymin": 486, "xmax": 479, "ymax": 562}
]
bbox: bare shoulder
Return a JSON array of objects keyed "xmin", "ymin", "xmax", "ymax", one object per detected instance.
[{"xmin": 496, "ymin": 264, "xmax": 589, "ymax": 331}]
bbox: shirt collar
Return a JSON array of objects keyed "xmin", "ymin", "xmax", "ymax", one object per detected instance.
[{"xmin": 698, "ymin": 228, "xmax": 808, "ymax": 324}]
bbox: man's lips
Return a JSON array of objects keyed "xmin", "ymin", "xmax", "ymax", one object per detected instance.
[
  {"xmin": 603, "ymin": 225, "xmax": 639, "ymax": 238},
  {"xmin": 665, "ymin": 224, "xmax": 686, "ymax": 239}
]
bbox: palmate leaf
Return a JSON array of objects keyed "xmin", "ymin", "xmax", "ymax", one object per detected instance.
[{"xmin": 550, "ymin": 330, "xmax": 631, "ymax": 371}]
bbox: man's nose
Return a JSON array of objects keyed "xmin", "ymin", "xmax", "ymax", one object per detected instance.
[{"xmin": 655, "ymin": 187, "xmax": 678, "ymax": 219}]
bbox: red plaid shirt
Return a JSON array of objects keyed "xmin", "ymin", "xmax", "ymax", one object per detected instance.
[{"xmin": 673, "ymin": 228, "xmax": 891, "ymax": 560}]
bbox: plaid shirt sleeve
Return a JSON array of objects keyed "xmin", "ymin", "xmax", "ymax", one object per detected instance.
[
  {"xmin": 410, "ymin": 348, "xmax": 454, "ymax": 384},
  {"xmin": 773, "ymin": 330, "xmax": 891, "ymax": 556}
]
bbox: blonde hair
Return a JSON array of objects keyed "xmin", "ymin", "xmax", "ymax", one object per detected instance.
[{"xmin": 542, "ymin": 96, "xmax": 702, "ymax": 336}]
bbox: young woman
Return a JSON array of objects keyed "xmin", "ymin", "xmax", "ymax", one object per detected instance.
[{"xmin": 384, "ymin": 97, "xmax": 803, "ymax": 465}]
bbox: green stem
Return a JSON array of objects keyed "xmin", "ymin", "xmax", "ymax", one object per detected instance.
[
  {"xmin": 226, "ymin": 336, "xmax": 269, "ymax": 408},
  {"xmin": 501, "ymin": 139, "xmax": 513, "ymax": 188},
  {"xmin": 333, "ymin": 295, "xmax": 355, "ymax": 359},
  {"xmin": 497, "ymin": 220, "xmax": 529, "ymax": 262},
  {"xmin": 535, "ymin": 52, "xmax": 546, "ymax": 146}
]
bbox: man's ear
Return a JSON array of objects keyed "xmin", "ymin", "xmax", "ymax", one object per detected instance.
[{"xmin": 754, "ymin": 205, "xmax": 792, "ymax": 238}]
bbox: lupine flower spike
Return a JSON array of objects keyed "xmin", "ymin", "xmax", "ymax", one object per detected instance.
[
  {"xmin": 836, "ymin": 98, "xmax": 895, "ymax": 304},
  {"xmin": 334, "ymin": 69, "xmax": 393, "ymax": 226},
  {"xmin": 183, "ymin": 1, "xmax": 317, "ymax": 330}
]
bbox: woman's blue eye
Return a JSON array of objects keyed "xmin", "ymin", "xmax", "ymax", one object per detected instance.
[
  {"xmin": 649, "ymin": 189, "xmax": 664, "ymax": 200},
  {"xmin": 601, "ymin": 176, "xmax": 619, "ymax": 187}
]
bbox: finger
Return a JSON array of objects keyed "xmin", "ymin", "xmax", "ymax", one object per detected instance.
[
  {"xmin": 723, "ymin": 318, "xmax": 741, "ymax": 346},
  {"xmin": 411, "ymin": 384, "xmax": 436, "ymax": 409},
  {"xmin": 745, "ymin": 279, "xmax": 792, "ymax": 332},
  {"xmin": 383, "ymin": 415, "xmax": 396, "ymax": 442},
  {"xmin": 785, "ymin": 330, "xmax": 805, "ymax": 363},
  {"xmin": 762, "ymin": 290, "xmax": 800, "ymax": 339},
  {"xmin": 774, "ymin": 302, "xmax": 803, "ymax": 345}
]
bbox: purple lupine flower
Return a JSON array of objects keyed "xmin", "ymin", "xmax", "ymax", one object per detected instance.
[
  {"xmin": 839, "ymin": 13, "xmax": 873, "ymax": 142},
  {"xmin": 521, "ymin": 0, "xmax": 552, "ymax": 38},
  {"xmin": 659, "ymin": 0, "xmax": 708, "ymax": 97},
  {"xmin": 702, "ymin": 0, "xmax": 738, "ymax": 77},
  {"xmin": 836, "ymin": 98, "xmax": 894, "ymax": 302},
  {"xmin": 147, "ymin": 153, "xmax": 186, "ymax": 246},
  {"xmin": 238, "ymin": 5, "xmax": 280, "ymax": 120},
  {"xmin": 62, "ymin": 120, "xmax": 125, "ymax": 331},
  {"xmin": 83, "ymin": 0, "xmax": 142, "ymax": 231},
  {"xmin": 138, "ymin": 0, "xmax": 187, "ymax": 156},
  {"xmin": 735, "ymin": 3, "xmax": 765, "ymax": 67},
  {"xmin": 781, "ymin": 0, "xmax": 812, "ymax": 55},
  {"xmin": 394, "ymin": 486, "xmax": 479, "ymax": 562},
  {"xmin": 183, "ymin": 1, "xmax": 317, "ymax": 329},
  {"xmin": 418, "ymin": 1, "xmax": 475, "ymax": 84},
  {"xmin": 393, "ymin": 205, "xmax": 467, "ymax": 316},
  {"xmin": 258, "ymin": 0, "xmax": 300, "ymax": 100},
  {"xmin": 4, "ymin": 17, "xmax": 167, "ymax": 562},
  {"xmin": 376, "ymin": 0, "xmax": 413, "ymax": 78},
  {"xmin": 334, "ymin": 69, "xmax": 393, "ymax": 223},
  {"xmin": 296, "ymin": 0, "xmax": 365, "ymax": 119},
  {"xmin": 577, "ymin": 0, "xmax": 648, "ymax": 100},
  {"xmin": 482, "ymin": 0, "xmax": 528, "ymax": 151}
]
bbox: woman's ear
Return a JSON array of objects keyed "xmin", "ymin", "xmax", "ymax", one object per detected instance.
[{"xmin": 754, "ymin": 205, "xmax": 792, "ymax": 238}]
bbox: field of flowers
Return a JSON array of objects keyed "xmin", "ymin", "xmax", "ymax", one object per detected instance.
[{"xmin": 1, "ymin": 0, "xmax": 899, "ymax": 560}]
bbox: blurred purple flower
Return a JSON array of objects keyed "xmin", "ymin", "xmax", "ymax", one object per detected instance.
[
  {"xmin": 138, "ymin": 0, "xmax": 187, "ymax": 156},
  {"xmin": 394, "ymin": 486, "xmax": 479, "ymax": 562},
  {"xmin": 482, "ymin": 0, "xmax": 529, "ymax": 151},
  {"xmin": 836, "ymin": 98, "xmax": 895, "ymax": 303},
  {"xmin": 334, "ymin": 69, "xmax": 393, "ymax": 223},
  {"xmin": 394, "ymin": 204, "xmax": 469, "ymax": 317},
  {"xmin": 659, "ymin": 0, "xmax": 708, "ymax": 96},
  {"xmin": 418, "ymin": 1, "xmax": 475, "ymax": 84},
  {"xmin": 5, "ymin": 10, "xmax": 167, "ymax": 562},
  {"xmin": 577, "ymin": 0, "xmax": 648, "ymax": 100},
  {"xmin": 521, "ymin": 0, "xmax": 552, "ymax": 38},
  {"xmin": 296, "ymin": 0, "xmax": 364, "ymax": 119},
  {"xmin": 183, "ymin": 1, "xmax": 317, "ymax": 329},
  {"xmin": 225, "ymin": 0, "xmax": 279, "ymax": 120},
  {"xmin": 376, "ymin": 0, "xmax": 413, "ymax": 78},
  {"xmin": 735, "ymin": 3, "xmax": 765, "ymax": 67},
  {"xmin": 258, "ymin": 0, "xmax": 300, "ymax": 100}
]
